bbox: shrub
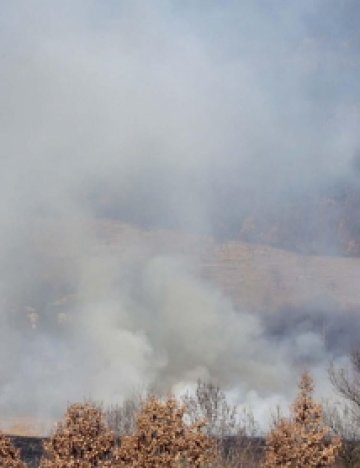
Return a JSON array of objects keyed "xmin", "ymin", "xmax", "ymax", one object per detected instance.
[
  {"xmin": 263, "ymin": 372, "xmax": 341, "ymax": 467},
  {"xmin": 0, "ymin": 431, "xmax": 25, "ymax": 467},
  {"xmin": 40, "ymin": 402, "xmax": 115, "ymax": 467},
  {"xmin": 113, "ymin": 395, "xmax": 216, "ymax": 467}
]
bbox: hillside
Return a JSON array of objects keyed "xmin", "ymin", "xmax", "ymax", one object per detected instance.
[
  {"xmin": 91, "ymin": 220, "xmax": 360, "ymax": 314},
  {"xmin": 27, "ymin": 218, "xmax": 360, "ymax": 315}
]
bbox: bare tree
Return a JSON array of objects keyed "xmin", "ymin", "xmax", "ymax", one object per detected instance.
[
  {"xmin": 182, "ymin": 381, "xmax": 239, "ymax": 438},
  {"xmin": 325, "ymin": 401, "xmax": 360, "ymax": 468},
  {"xmin": 329, "ymin": 349, "xmax": 360, "ymax": 467},
  {"xmin": 106, "ymin": 393, "xmax": 143, "ymax": 437},
  {"xmin": 182, "ymin": 380, "xmax": 259, "ymax": 467},
  {"xmin": 330, "ymin": 350, "xmax": 360, "ymax": 413}
]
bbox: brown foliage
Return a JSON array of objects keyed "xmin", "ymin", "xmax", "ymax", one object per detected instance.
[
  {"xmin": 40, "ymin": 402, "xmax": 115, "ymax": 467},
  {"xmin": 0, "ymin": 431, "xmax": 25, "ymax": 467},
  {"xmin": 113, "ymin": 395, "xmax": 216, "ymax": 467},
  {"xmin": 263, "ymin": 373, "xmax": 341, "ymax": 467}
]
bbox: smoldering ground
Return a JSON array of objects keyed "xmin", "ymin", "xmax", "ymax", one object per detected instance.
[{"xmin": 0, "ymin": 0, "xmax": 360, "ymax": 430}]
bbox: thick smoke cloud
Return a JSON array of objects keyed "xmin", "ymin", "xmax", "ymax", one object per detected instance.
[
  {"xmin": 2, "ymin": 0, "xmax": 360, "ymax": 236},
  {"xmin": 0, "ymin": 0, "xmax": 359, "ymax": 431}
]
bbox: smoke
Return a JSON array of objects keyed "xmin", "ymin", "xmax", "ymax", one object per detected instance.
[
  {"xmin": 0, "ymin": 233, "xmax": 337, "ymax": 428},
  {"xmin": 0, "ymin": 0, "xmax": 359, "ymax": 431}
]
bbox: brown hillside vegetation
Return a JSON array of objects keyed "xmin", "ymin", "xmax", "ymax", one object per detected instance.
[{"xmin": 1, "ymin": 374, "xmax": 354, "ymax": 466}]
